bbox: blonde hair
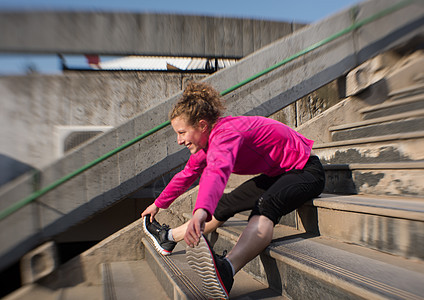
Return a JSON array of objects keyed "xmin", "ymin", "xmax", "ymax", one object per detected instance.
[{"xmin": 169, "ymin": 81, "xmax": 225, "ymax": 127}]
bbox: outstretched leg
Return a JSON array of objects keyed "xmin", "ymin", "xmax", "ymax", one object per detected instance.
[
  {"xmin": 171, "ymin": 216, "xmax": 224, "ymax": 242},
  {"xmin": 226, "ymin": 215, "xmax": 273, "ymax": 273},
  {"xmin": 185, "ymin": 215, "xmax": 273, "ymax": 299},
  {"xmin": 143, "ymin": 214, "xmax": 224, "ymax": 255}
]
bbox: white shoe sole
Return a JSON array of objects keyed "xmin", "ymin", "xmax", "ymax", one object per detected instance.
[
  {"xmin": 142, "ymin": 217, "xmax": 172, "ymax": 256},
  {"xmin": 186, "ymin": 235, "xmax": 229, "ymax": 299}
]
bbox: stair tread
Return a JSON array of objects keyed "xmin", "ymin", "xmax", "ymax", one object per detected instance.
[
  {"xmin": 226, "ymin": 191, "xmax": 424, "ymax": 220},
  {"xmin": 389, "ymin": 83, "xmax": 424, "ymax": 99},
  {"xmin": 323, "ymin": 160, "xmax": 424, "ymax": 169},
  {"xmin": 177, "ymin": 242, "xmax": 285, "ymax": 299},
  {"xmin": 103, "ymin": 260, "xmax": 170, "ymax": 300},
  {"xmin": 218, "ymin": 217, "xmax": 424, "ymax": 299},
  {"xmin": 143, "ymin": 237, "xmax": 284, "ymax": 299},
  {"xmin": 59, "ymin": 284, "xmax": 102, "ymax": 300},
  {"xmin": 314, "ymin": 130, "xmax": 424, "ymax": 149},
  {"xmin": 3, "ymin": 283, "xmax": 102, "ymax": 300},
  {"xmin": 359, "ymin": 93, "xmax": 424, "ymax": 114},
  {"xmin": 329, "ymin": 108, "xmax": 424, "ymax": 132},
  {"xmin": 316, "ymin": 193, "xmax": 424, "ymax": 216}
]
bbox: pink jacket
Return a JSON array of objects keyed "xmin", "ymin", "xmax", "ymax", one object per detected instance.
[{"xmin": 154, "ymin": 116, "xmax": 314, "ymax": 221}]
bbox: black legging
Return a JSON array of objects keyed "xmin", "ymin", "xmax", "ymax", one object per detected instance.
[{"xmin": 213, "ymin": 156, "xmax": 325, "ymax": 225}]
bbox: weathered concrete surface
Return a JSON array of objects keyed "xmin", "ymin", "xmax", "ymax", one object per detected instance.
[
  {"xmin": 330, "ymin": 110, "xmax": 424, "ymax": 141},
  {"xmin": 323, "ymin": 162, "xmax": 424, "ymax": 197},
  {"xmin": 360, "ymin": 93, "xmax": 424, "ymax": 120},
  {"xmin": 0, "ymin": 12, "xmax": 304, "ymax": 57},
  {"xmin": 38, "ymin": 218, "xmax": 144, "ymax": 288},
  {"xmin": 345, "ymin": 50, "xmax": 424, "ymax": 98},
  {"xmin": 269, "ymin": 79, "xmax": 341, "ymax": 129},
  {"xmin": 20, "ymin": 241, "xmax": 58, "ymax": 284},
  {"xmin": 0, "ymin": 71, "xmax": 341, "ymax": 189},
  {"xmin": 0, "ymin": 72, "xmax": 207, "ymax": 186},
  {"xmin": 3, "ymin": 283, "xmax": 102, "ymax": 300},
  {"xmin": 314, "ymin": 133, "xmax": 424, "ymax": 164},
  {"xmin": 212, "ymin": 215, "xmax": 424, "ymax": 300},
  {"xmin": 0, "ymin": 0, "xmax": 423, "ymax": 273},
  {"xmin": 297, "ymin": 50, "xmax": 424, "ymax": 144},
  {"xmin": 298, "ymin": 194, "xmax": 424, "ymax": 260},
  {"xmin": 4, "ymin": 220, "xmax": 144, "ymax": 300},
  {"xmin": 101, "ymin": 261, "xmax": 170, "ymax": 300}
]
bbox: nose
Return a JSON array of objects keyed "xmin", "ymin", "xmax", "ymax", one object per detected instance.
[{"xmin": 177, "ymin": 135, "xmax": 184, "ymax": 145}]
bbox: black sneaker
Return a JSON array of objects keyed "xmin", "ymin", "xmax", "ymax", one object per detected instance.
[
  {"xmin": 142, "ymin": 215, "xmax": 177, "ymax": 256},
  {"xmin": 186, "ymin": 234, "xmax": 234, "ymax": 299}
]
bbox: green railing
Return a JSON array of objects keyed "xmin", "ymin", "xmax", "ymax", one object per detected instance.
[{"xmin": 0, "ymin": 0, "xmax": 414, "ymax": 221}]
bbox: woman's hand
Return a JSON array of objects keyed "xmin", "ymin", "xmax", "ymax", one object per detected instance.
[
  {"xmin": 184, "ymin": 208, "xmax": 208, "ymax": 247},
  {"xmin": 141, "ymin": 203, "xmax": 159, "ymax": 222}
]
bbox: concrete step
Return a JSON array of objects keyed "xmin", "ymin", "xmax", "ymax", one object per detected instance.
[
  {"xmin": 323, "ymin": 161, "xmax": 424, "ymax": 197},
  {"xmin": 234, "ymin": 192, "xmax": 424, "ymax": 261},
  {"xmin": 360, "ymin": 94, "xmax": 424, "ymax": 120},
  {"xmin": 314, "ymin": 131, "xmax": 424, "ymax": 164},
  {"xmin": 102, "ymin": 260, "xmax": 170, "ymax": 300},
  {"xmin": 330, "ymin": 109, "xmax": 424, "ymax": 141},
  {"xmin": 389, "ymin": 83, "xmax": 424, "ymax": 100},
  {"xmin": 142, "ymin": 237, "xmax": 285, "ymax": 299},
  {"xmin": 295, "ymin": 193, "xmax": 424, "ymax": 260},
  {"xmin": 211, "ymin": 216, "xmax": 424, "ymax": 300},
  {"xmin": 3, "ymin": 283, "xmax": 102, "ymax": 300}
]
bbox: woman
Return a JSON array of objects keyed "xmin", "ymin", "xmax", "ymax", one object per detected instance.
[{"xmin": 141, "ymin": 81, "xmax": 325, "ymax": 299}]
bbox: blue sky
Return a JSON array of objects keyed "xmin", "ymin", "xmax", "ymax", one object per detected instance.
[{"xmin": 0, "ymin": 0, "xmax": 361, "ymax": 75}]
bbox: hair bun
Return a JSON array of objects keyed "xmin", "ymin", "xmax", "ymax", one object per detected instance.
[{"xmin": 170, "ymin": 81, "xmax": 225, "ymax": 126}]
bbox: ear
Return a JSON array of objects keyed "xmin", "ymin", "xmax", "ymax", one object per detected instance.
[{"xmin": 198, "ymin": 119, "xmax": 209, "ymax": 132}]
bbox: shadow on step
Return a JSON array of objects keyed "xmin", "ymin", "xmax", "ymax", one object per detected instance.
[
  {"xmin": 323, "ymin": 165, "xmax": 357, "ymax": 195},
  {"xmin": 262, "ymin": 232, "xmax": 319, "ymax": 295}
]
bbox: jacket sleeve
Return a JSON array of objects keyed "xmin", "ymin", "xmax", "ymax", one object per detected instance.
[
  {"xmin": 154, "ymin": 151, "xmax": 206, "ymax": 209},
  {"xmin": 194, "ymin": 131, "xmax": 243, "ymax": 221}
]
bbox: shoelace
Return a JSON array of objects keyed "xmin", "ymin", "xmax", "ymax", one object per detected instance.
[
  {"xmin": 217, "ymin": 250, "xmax": 228, "ymax": 259},
  {"xmin": 161, "ymin": 223, "xmax": 170, "ymax": 230}
]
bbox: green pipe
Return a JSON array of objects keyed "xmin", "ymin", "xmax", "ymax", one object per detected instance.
[{"xmin": 0, "ymin": 0, "xmax": 414, "ymax": 221}]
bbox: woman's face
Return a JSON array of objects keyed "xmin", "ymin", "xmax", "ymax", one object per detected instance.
[{"xmin": 171, "ymin": 116, "xmax": 209, "ymax": 154}]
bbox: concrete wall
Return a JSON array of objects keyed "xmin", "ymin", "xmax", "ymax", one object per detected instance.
[
  {"xmin": 0, "ymin": 72, "xmax": 207, "ymax": 185},
  {"xmin": 0, "ymin": 12, "xmax": 305, "ymax": 57}
]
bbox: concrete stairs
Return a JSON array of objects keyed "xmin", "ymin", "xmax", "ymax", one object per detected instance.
[
  {"xmin": 3, "ymin": 216, "xmax": 287, "ymax": 299},
  {"xmin": 140, "ymin": 237, "xmax": 284, "ymax": 299},
  {"xmin": 314, "ymin": 83, "xmax": 424, "ymax": 198},
  {"xmin": 290, "ymin": 193, "xmax": 424, "ymax": 260},
  {"xmin": 1, "ymin": 0, "xmax": 423, "ymax": 275},
  {"xmin": 211, "ymin": 214, "xmax": 424, "ymax": 300},
  {"xmin": 102, "ymin": 259, "xmax": 170, "ymax": 300},
  {"xmin": 97, "ymin": 190, "xmax": 424, "ymax": 299},
  {"xmin": 6, "ymin": 167, "xmax": 424, "ymax": 298}
]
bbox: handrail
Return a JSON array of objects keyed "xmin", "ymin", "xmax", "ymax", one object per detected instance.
[{"xmin": 0, "ymin": 0, "xmax": 414, "ymax": 221}]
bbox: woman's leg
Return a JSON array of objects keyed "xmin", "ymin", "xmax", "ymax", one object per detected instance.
[
  {"xmin": 171, "ymin": 216, "xmax": 224, "ymax": 242},
  {"xmin": 226, "ymin": 215, "xmax": 273, "ymax": 273},
  {"xmin": 227, "ymin": 156, "xmax": 325, "ymax": 273},
  {"xmin": 173, "ymin": 175, "xmax": 274, "ymax": 242}
]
